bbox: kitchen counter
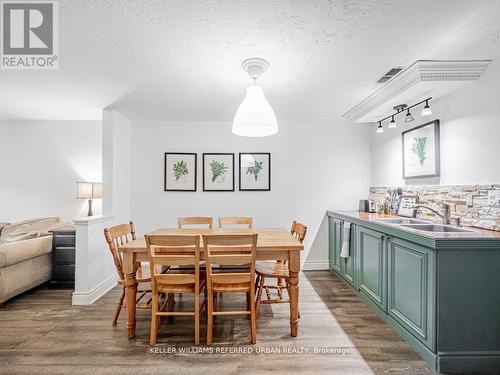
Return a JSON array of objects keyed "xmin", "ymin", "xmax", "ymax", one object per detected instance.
[
  {"xmin": 327, "ymin": 210, "xmax": 500, "ymax": 249},
  {"xmin": 327, "ymin": 210, "xmax": 500, "ymax": 374}
]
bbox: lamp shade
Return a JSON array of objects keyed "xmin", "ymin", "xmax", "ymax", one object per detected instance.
[
  {"xmin": 92, "ymin": 182, "xmax": 102, "ymax": 199},
  {"xmin": 232, "ymin": 86, "xmax": 278, "ymax": 137},
  {"xmin": 76, "ymin": 182, "xmax": 93, "ymax": 199}
]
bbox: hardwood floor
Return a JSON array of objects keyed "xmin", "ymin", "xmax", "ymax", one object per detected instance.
[{"xmin": 0, "ymin": 271, "xmax": 437, "ymax": 375}]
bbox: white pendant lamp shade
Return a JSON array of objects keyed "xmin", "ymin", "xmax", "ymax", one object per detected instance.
[{"xmin": 232, "ymin": 85, "xmax": 278, "ymax": 137}]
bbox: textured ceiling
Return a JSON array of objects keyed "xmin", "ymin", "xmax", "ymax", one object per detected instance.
[{"xmin": 1, "ymin": 0, "xmax": 500, "ymax": 121}]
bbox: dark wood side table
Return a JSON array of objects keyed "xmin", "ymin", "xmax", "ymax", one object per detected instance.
[{"xmin": 49, "ymin": 227, "xmax": 76, "ymax": 284}]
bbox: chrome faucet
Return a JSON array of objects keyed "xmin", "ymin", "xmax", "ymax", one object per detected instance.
[{"xmin": 414, "ymin": 203, "xmax": 451, "ymax": 225}]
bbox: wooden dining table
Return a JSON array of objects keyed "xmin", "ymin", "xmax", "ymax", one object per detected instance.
[{"xmin": 118, "ymin": 227, "xmax": 304, "ymax": 339}]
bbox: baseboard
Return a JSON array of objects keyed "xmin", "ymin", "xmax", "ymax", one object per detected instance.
[
  {"xmin": 301, "ymin": 260, "xmax": 329, "ymax": 271},
  {"xmin": 438, "ymin": 351, "xmax": 500, "ymax": 374},
  {"xmin": 72, "ymin": 274, "xmax": 117, "ymax": 305}
]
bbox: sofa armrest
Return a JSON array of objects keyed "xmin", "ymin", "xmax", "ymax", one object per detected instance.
[{"xmin": 0, "ymin": 235, "xmax": 53, "ymax": 267}]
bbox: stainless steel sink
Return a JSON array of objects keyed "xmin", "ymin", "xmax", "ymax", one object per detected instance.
[
  {"xmin": 374, "ymin": 218, "xmax": 428, "ymax": 225},
  {"xmin": 400, "ymin": 224, "xmax": 476, "ymax": 233}
]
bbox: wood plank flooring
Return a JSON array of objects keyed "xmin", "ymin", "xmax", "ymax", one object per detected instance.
[{"xmin": 0, "ymin": 271, "xmax": 437, "ymax": 375}]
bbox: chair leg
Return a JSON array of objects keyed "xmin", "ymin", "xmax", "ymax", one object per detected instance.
[
  {"xmin": 255, "ymin": 276, "xmax": 265, "ymax": 319},
  {"xmin": 207, "ymin": 291, "xmax": 213, "ymax": 346},
  {"xmin": 194, "ymin": 292, "xmax": 200, "ymax": 346},
  {"xmin": 112, "ymin": 287, "xmax": 126, "ymax": 325},
  {"xmin": 150, "ymin": 295, "xmax": 159, "ymax": 345},
  {"xmin": 250, "ymin": 290, "xmax": 257, "ymax": 344}
]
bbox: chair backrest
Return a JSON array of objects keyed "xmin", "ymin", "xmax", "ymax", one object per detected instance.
[
  {"xmin": 104, "ymin": 221, "xmax": 137, "ymax": 280},
  {"xmin": 178, "ymin": 216, "xmax": 213, "ymax": 229},
  {"xmin": 218, "ymin": 216, "xmax": 253, "ymax": 229},
  {"xmin": 203, "ymin": 234, "xmax": 257, "ymax": 288},
  {"xmin": 145, "ymin": 234, "xmax": 202, "ymax": 293},
  {"xmin": 290, "ymin": 220, "xmax": 307, "ymax": 244}
]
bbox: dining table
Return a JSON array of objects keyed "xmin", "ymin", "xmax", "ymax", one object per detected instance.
[{"xmin": 118, "ymin": 227, "xmax": 304, "ymax": 339}]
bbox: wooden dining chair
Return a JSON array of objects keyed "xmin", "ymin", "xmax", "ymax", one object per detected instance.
[
  {"xmin": 178, "ymin": 216, "xmax": 213, "ymax": 229},
  {"xmin": 218, "ymin": 216, "xmax": 253, "ymax": 229},
  {"xmin": 145, "ymin": 234, "xmax": 205, "ymax": 345},
  {"xmin": 104, "ymin": 221, "xmax": 151, "ymax": 325},
  {"xmin": 255, "ymin": 221, "xmax": 307, "ymax": 317},
  {"xmin": 203, "ymin": 234, "xmax": 258, "ymax": 345}
]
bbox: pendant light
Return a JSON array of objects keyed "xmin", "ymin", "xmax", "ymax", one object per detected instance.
[
  {"xmin": 421, "ymin": 99, "xmax": 432, "ymax": 116},
  {"xmin": 388, "ymin": 115, "xmax": 396, "ymax": 128},
  {"xmin": 232, "ymin": 58, "xmax": 278, "ymax": 137},
  {"xmin": 376, "ymin": 121, "xmax": 384, "ymax": 133},
  {"xmin": 405, "ymin": 108, "xmax": 414, "ymax": 122}
]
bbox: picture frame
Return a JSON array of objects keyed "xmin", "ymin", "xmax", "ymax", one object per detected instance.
[
  {"xmin": 202, "ymin": 153, "xmax": 235, "ymax": 191},
  {"xmin": 164, "ymin": 152, "xmax": 197, "ymax": 191},
  {"xmin": 402, "ymin": 120, "xmax": 440, "ymax": 179},
  {"xmin": 239, "ymin": 153, "xmax": 271, "ymax": 191}
]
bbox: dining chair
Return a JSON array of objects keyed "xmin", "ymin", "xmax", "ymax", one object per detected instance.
[
  {"xmin": 218, "ymin": 216, "xmax": 253, "ymax": 229},
  {"xmin": 104, "ymin": 221, "xmax": 151, "ymax": 325},
  {"xmin": 145, "ymin": 234, "xmax": 205, "ymax": 345},
  {"xmin": 254, "ymin": 220, "xmax": 307, "ymax": 318},
  {"xmin": 203, "ymin": 234, "xmax": 258, "ymax": 345},
  {"xmin": 178, "ymin": 216, "xmax": 213, "ymax": 229}
]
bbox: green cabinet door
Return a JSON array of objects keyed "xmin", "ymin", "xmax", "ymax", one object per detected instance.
[
  {"xmin": 387, "ymin": 237, "xmax": 435, "ymax": 351},
  {"xmin": 328, "ymin": 217, "xmax": 342, "ymax": 273},
  {"xmin": 341, "ymin": 223, "xmax": 356, "ymax": 287},
  {"xmin": 357, "ymin": 226, "xmax": 387, "ymax": 311}
]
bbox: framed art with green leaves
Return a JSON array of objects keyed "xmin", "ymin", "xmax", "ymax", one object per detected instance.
[
  {"xmin": 402, "ymin": 120, "xmax": 440, "ymax": 179},
  {"xmin": 239, "ymin": 153, "xmax": 271, "ymax": 191},
  {"xmin": 164, "ymin": 152, "xmax": 197, "ymax": 191},
  {"xmin": 202, "ymin": 153, "xmax": 234, "ymax": 191}
]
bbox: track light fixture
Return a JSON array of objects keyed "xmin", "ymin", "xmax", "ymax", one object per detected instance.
[
  {"xmin": 388, "ymin": 115, "xmax": 396, "ymax": 128},
  {"xmin": 421, "ymin": 99, "xmax": 432, "ymax": 116},
  {"xmin": 376, "ymin": 121, "xmax": 384, "ymax": 133},
  {"xmin": 405, "ymin": 108, "xmax": 414, "ymax": 122},
  {"xmin": 375, "ymin": 97, "xmax": 432, "ymax": 134}
]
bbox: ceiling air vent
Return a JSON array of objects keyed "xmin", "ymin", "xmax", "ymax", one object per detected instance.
[{"xmin": 377, "ymin": 67, "xmax": 404, "ymax": 84}]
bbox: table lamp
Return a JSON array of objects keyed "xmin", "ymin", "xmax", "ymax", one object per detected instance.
[{"xmin": 76, "ymin": 182, "xmax": 102, "ymax": 217}]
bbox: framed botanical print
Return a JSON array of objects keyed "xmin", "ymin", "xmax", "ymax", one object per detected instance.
[
  {"xmin": 402, "ymin": 120, "xmax": 440, "ymax": 179},
  {"xmin": 164, "ymin": 153, "xmax": 197, "ymax": 191},
  {"xmin": 202, "ymin": 153, "xmax": 234, "ymax": 191},
  {"xmin": 239, "ymin": 153, "xmax": 271, "ymax": 191}
]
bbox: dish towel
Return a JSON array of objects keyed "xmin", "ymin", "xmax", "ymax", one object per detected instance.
[{"xmin": 340, "ymin": 222, "xmax": 351, "ymax": 258}]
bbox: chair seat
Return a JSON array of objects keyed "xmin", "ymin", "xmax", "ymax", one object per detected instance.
[
  {"xmin": 212, "ymin": 281, "xmax": 251, "ymax": 293},
  {"xmin": 255, "ymin": 261, "xmax": 289, "ymax": 278},
  {"xmin": 157, "ymin": 276, "xmax": 206, "ymax": 293}
]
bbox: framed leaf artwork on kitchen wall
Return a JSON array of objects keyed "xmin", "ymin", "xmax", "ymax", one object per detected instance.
[
  {"xmin": 202, "ymin": 153, "xmax": 234, "ymax": 191},
  {"xmin": 239, "ymin": 153, "xmax": 271, "ymax": 191},
  {"xmin": 164, "ymin": 152, "xmax": 197, "ymax": 191},
  {"xmin": 402, "ymin": 120, "xmax": 440, "ymax": 179}
]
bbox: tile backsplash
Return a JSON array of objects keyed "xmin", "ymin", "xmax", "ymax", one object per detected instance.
[{"xmin": 369, "ymin": 185, "xmax": 500, "ymax": 231}]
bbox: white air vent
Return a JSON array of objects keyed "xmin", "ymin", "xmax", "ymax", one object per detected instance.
[{"xmin": 377, "ymin": 67, "xmax": 404, "ymax": 83}]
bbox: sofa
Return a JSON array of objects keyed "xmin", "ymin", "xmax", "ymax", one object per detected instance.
[{"xmin": 0, "ymin": 217, "xmax": 68, "ymax": 305}]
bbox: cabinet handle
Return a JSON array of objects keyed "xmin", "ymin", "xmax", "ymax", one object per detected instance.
[{"xmin": 381, "ymin": 235, "xmax": 386, "ymax": 241}]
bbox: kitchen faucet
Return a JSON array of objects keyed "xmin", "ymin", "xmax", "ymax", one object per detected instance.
[{"xmin": 414, "ymin": 203, "xmax": 451, "ymax": 225}]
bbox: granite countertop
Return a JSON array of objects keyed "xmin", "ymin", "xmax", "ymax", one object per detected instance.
[{"xmin": 327, "ymin": 210, "xmax": 500, "ymax": 240}]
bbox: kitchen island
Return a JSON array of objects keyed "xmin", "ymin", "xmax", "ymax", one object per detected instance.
[{"xmin": 327, "ymin": 210, "xmax": 500, "ymax": 374}]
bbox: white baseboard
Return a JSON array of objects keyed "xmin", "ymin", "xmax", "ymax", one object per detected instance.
[
  {"xmin": 301, "ymin": 260, "xmax": 329, "ymax": 271},
  {"xmin": 72, "ymin": 274, "xmax": 117, "ymax": 305}
]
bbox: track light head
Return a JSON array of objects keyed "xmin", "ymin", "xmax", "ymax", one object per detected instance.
[
  {"xmin": 421, "ymin": 100, "xmax": 432, "ymax": 116},
  {"xmin": 388, "ymin": 115, "xmax": 396, "ymax": 128},
  {"xmin": 405, "ymin": 109, "xmax": 414, "ymax": 122},
  {"xmin": 376, "ymin": 121, "xmax": 384, "ymax": 133}
]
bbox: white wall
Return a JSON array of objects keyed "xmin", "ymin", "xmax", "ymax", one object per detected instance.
[
  {"xmin": 130, "ymin": 120, "xmax": 371, "ymax": 269},
  {"xmin": 0, "ymin": 120, "xmax": 102, "ymax": 222},
  {"xmin": 371, "ymin": 58, "xmax": 500, "ymax": 187}
]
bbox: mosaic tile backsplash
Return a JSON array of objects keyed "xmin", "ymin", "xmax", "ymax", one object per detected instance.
[{"xmin": 369, "ymin": 185, "xmax": 500, "ymax": 231}]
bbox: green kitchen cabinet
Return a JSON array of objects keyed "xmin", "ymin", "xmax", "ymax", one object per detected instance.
[
  {"xmin": 357, "ymin": 226, "xmax": 386, "ymax": 311},
  {"xmin": 340, "ymin": 223, "xmax": 356, "ymax": 287},
  {"xmin": 387, "ymin": 237, "xmax": 435, "ymax": 351},
  {"xmin": 328, "ymin": 217, "xmax": 342, "ymax": 273}
]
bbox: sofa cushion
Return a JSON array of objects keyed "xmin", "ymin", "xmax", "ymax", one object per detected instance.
[
  {"xmin": 0, "ymin": 235, "xmax": 53, "ymax": 267},
  {"xmin": 0, "ymin": 217, "xmax": 61, "ymax": 244},
  {"xmin": 0, "ymin": 222, "xmax": 10, "ymax": 236}
]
